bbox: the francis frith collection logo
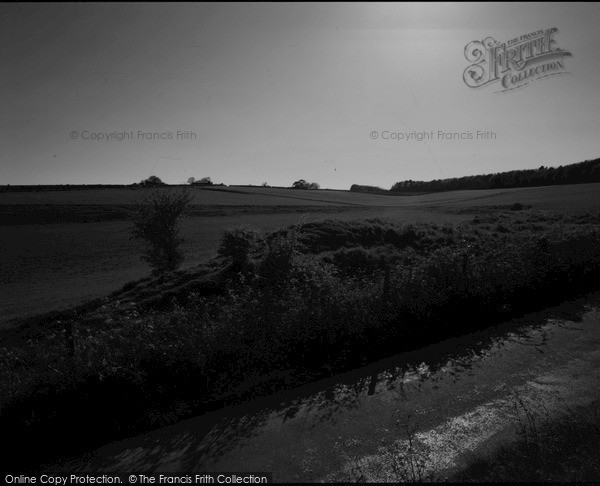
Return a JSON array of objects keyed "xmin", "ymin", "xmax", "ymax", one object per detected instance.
[{"xmin": 463, "ymin": 28, "xmax": 571, "ymax": 92}]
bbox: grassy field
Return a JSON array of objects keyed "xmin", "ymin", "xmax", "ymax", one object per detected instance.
[
  {"xmin": 1, "ymin": 182, "xmax": 599, "ymax": 208},
  {"xmin": 0, "ymin": 207, "xmax": 463, "ymax": 325},
  {"xmin": 2, "ymin": 183, "xmax": 600, "ymax": 325}
]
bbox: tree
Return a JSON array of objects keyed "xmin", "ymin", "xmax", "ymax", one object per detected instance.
[
  {"xmin": 187, "ymin": 177, "xmax": 196, "ymax": 185},
  {"xmin": 292, "ymin": 179, "xmax": 310, "ymax": 189},
  {"xmin": 138, "ymin": 175, "xmax": 166, "ymax": 187},
  {"xmin": 198, "ymin": 177, "xmax": 212, "ymax": 185},
  {"xmin": 293, "ymin": 179, "xmax": 320, "ymax": 190},
  {"xmin": 130, "ymin": 189, "xmax": 192, "ymax": 275}
]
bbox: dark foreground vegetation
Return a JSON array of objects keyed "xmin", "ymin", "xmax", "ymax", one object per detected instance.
[
  {"xmin": 391, "ymin": 157, "xmax": 600, "ymax": 193},
  {"xmin": 2, "ymin": 207, "xmax": 600, "ymax": 468}
]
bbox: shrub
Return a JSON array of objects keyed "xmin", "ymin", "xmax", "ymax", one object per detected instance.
[
  {"xmin": 259, "ymin": 228, "xmax": 304, "ymax": 285},
  {"xmin": 218, "ymin": 226, "xmax": 264, "ymax": 269},
  {"xmin": 332, "ymin": 246, "xmax": 377, "ymax": 278},
  {"xmin": 130, "ymin": 189, "xmax": 192, "ymax": 275},
  {"xmin": 330, "ymin": 245, "xmax": 402, "ymax": 279}
]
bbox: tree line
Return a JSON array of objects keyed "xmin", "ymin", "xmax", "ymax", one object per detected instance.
[{"xmin": 390, "ymin": 158, "xmax": 600, "ymax": 193}]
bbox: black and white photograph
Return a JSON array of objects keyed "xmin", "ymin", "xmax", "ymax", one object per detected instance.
[{"xmin": 2, "ymin": 2, "xmax": 600, "ymax": 483}]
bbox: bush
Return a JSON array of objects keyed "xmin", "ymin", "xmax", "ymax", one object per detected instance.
[
  {"xmin": 218, "ymin": 226, "xmax": 264, "ymax": 268},
  {"xmin": 330, "ymin": 245, "xmax": 402, "ymax": 279},
  {"xmin": 130, "ymin": 190, "xmax": 192, "ymax": 275},
  {"xmin": 259, "ymin": 228, "xmax": 304, "ymax": 285}
]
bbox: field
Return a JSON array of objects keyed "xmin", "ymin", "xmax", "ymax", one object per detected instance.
[
  {"xmin": 2, "ymin": 183, "xmax": 600, "ymax": 326},
  {"xmin": 3, "ymin": 182, "xmax": 600, "ymax": 471}
]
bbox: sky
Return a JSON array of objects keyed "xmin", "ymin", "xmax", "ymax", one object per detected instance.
[{"xmin": 1, "ymin": 2, "xmax": 599, "ymax": 189}]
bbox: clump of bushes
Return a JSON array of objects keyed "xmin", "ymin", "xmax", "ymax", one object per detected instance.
[
  {"xmin": 258, "ymin": 227, "xmax": 304, "ymax": 286},
  {"xmin": 271, "ymin": 219, "xmax": 426, "ymax": 254},
  {"xmin": 218, "ymin": 226, "xmax": 264, "ymax": 270}
]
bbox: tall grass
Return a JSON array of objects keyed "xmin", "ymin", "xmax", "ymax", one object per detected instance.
[
  {"xmin": 334, "ymin": 413, "xmax": 435, "ymax": 482},
  {"xmin": 452, "ymin": 399, "xmax": 600, "ymax": 482},
  {"xmin": 336, "ymin": 396, "xmax": 600, "ymax": 482}
]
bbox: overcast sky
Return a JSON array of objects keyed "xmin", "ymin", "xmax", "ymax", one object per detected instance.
[{"xmin": 1, "ymin": 2, "xmax": 599, "ymax": 189}]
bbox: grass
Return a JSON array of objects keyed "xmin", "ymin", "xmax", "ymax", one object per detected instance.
[
  {"xmin": 337, "ymin": 396, "xmax": 600, "ymax": 483},
  {"xmin": 451, "ymin": 398, "xmax": 600, "ymax": 482},
  {"xmin": 335, "ymin": 413, "xmax": 435, "ymax": 482},
  {"xmin": 3, "ymin": 207, "xmax": 445, "ymax": 325},
  {"xmin": 2, "ymin": 181, "xmax": 600, "ymax": 209},
  {"xmin": 0, "ymin": 204, "xmax": 365, "ymax": 225},
  {"xmin": 3, "ymin": 182, "xmax": 600, "ymax": 324},
  {"xmin": 2, "ymin": 206, "xmax": 600, "ymax": 469},
  {"xmin": 0, "ymin": 185, "xmax": 410, "ymax": 206}
]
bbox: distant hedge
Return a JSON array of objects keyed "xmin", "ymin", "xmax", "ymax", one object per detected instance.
[{"xmin": 350, "ymin": 184, "xmax": 389, "ymax": 194}]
